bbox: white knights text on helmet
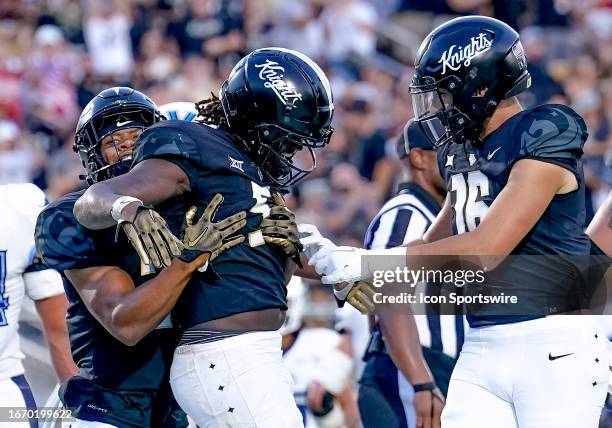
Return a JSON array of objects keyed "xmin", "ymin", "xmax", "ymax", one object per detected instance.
[
  {"xmin": 438, "ymin": 33, "xmax": 493, "ymax": 75},
  {"xmin": 255, "ymin": 59, "xmax": 303, "ymax": 106}
]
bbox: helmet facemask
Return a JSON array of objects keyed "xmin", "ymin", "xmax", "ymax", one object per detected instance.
[
  {"xmin": 249, "ymin": 123, "xmax": 333, "ymax": 187},
  {"xmin": 76, "ymin": 106, "xmax": 158, "ymax": 184},
  {"xmin": 411, "ymin": 74, "xmax": 498, "ymax": 147}
]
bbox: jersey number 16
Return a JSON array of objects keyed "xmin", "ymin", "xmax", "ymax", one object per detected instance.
[{"xmin": 450, "ymin": 171, "xmax": 490, "ymax": 234}]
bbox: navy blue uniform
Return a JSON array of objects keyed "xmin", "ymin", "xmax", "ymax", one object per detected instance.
[
  {"xmin": 437, "ymin": 104, "xmax": 590, "ymax": 327},
  {"xmin": 35, "ymin": 191, "xmax": 187, "ymax": 428},
  {"xmin": 132, "ymin": 121, "xmax": 288, "ymax": 329}
]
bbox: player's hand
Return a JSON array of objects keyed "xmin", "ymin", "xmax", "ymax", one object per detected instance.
[
  {"xmin": 298, "ymin": 223, "xmax": 335, "ymax": 262},
  {"xmin": 180, "ymin": 194, "xmax": 247, "ymax": 265},
  {"xmin": 311, "ymin": 246, "xmax": 369, "ymax": 285},
  {"xmin": 300, "ymin": 224, "xmax": 367, "ymax": 282},
  {"xmin": 334, "ymin": 281, "xmax": 376, "ymax": 315},
  {"xmin": 119, "ymin": 205, "xmax": 182, "ymax": 269},
  {"xmin": 413, "ymin": 388, "xmax": 444, "ymax": 428},
  {"xmin": 260, "ymin": 193, "xmax": 303, "ymax": 267}
]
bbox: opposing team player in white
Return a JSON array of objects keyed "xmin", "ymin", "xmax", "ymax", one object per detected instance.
[{"xmin": 0, "ymin": 183, "xmax": 77, "ymax": 427}]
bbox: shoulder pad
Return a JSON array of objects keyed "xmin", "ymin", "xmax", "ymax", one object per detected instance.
[
  {"xmin": 133, "ymin": 122, "xmax": 204, "ymax": 166},
  {"xmin": 35, "ymin": 194, "xmax": 103, "ymax": 271},
  {"xmin": 516, "ymin": 104, "xmax": 587, "ymax": 164}
]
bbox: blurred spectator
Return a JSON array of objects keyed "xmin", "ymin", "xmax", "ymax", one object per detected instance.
[
  {"xmin": 0, "ymin": 0, "xmax": 607, "ymax": 243},
  {"xmin": 268, "ymin": 0, "xmax": 324, "ymax": 60},
  {"xmin": 169, "ymin": 0, "xmax": 245, "ymax": 60},
  {"xmin": 320, "ymin": 0, "xmax": 378, "ymax": 63},
  {"xmin": 45, "ymin": 137, "xmax": 84, "ymax": 201},
  {"xmin": 0, "ymin": 121, "xmax": 37, "ymax": 184},
  {"xmin": 83, "ymin": 0, "xmax": 134, "ymax": 80}
]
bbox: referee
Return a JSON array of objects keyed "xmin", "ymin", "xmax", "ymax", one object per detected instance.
[{"xmin": 358, "ymin": 120, "xmax": 465, "ymax": 428}]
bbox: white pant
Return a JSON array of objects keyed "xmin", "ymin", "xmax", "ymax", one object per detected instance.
[
  {"xmin": 170, "ymin": 330, "xmax": 304, "ymax": 428},
  {"xmin": 442, "ymin": 316, "xmax": 608, "ymax": 428}
]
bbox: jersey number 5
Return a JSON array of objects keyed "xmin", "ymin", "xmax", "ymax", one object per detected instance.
[
  {"xmin": 250, "ymin": 182, "xmax": 271, "ymax": 219},
  {"xmin": 450, "ymin": 171, "xmax": 490, "ymax": 233},
  {"xmin": 0, "ymin": 251, "xmax": 8, "ymax": 326}
]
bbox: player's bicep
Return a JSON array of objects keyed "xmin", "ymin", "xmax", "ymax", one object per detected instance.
[
  {"xmin": 422, "ymin": 195, "xmax": 452, "ymax": 244},
  {"xmin": 104, "ymin": 158, "xmax": 190, "ymax": 205},
  {"xmin": 65, "ymin": 266, "xmax": 135, "ymax": 327},
  {"xmin": 475, "ymin": 158, "xmax": 567, "ymax": 254}
]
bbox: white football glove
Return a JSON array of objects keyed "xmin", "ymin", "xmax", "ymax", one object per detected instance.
[
  {"xmin": 298, "ymin": 223, "xmax": 335, "ymax": 262},
  {"xmin": 312, "ymin": 246, "xmax": 369, "ymax": 284}
]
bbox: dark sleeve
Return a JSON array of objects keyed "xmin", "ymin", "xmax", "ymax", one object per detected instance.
[
  {"xmin": 132, "ymin": 124, "xmax": 206, "ymax": 186},
  {"xmin": 514, "ymin": 105, "xmax": 587, "ymax": 176},
  {"xmin": 35, "ymin": 204, "xmax": 107, "ymax": 271}
]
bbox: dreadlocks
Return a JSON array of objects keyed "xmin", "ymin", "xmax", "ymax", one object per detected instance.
[{"xmin": 195, "ymin": 93, "xmax": 227, "ymax": 127}]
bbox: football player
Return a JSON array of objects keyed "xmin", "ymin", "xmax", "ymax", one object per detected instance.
[
  {"xmin": 72, "ymin": 48, "xmax": 334, "ymax": 427},
  {"xmin": 0, "ymin": 183, "xmax": 77, "ymax": 428},
  {"xmin": 302, "ymin": 16, "xmax": 609, "ymax": 427},
  {"xmin": 35, "ymin": 87, "xmax": 247, "ymax": 428}
]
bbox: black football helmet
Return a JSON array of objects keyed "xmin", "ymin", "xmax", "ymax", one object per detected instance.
[
  {"xmin": 409, "ymin": 16, "xmax": 531, "ymax": 147},
  {"xmin": 74, "ymin": 87, "xmax": 162, "ymax": 184},
  {"xmin": 219, "ymin": 47, "xmax": 334, "ymax": 187}
]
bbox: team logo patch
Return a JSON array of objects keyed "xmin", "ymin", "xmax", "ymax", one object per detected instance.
[
  {"xmin": 228, "ymin": 156, "xmax": 244, "ymax": 172},
  {"xmin": 254, "ymin": 59, "xmax": 303, "ymax": 106},
  {"xmin": 438, "ymin": 33, "xmax": 493, "ymax": 75}
]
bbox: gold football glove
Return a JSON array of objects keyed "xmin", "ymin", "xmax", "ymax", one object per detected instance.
[
  {"xmin": 260, "ymin": 193, "xmax": 303, "ymax": 267},
  {"xmin": 335, "ymin": 281, "xmax": 377, "ymax": 315},
  {"xmin": 119, "ymin": 205, "xmax": 182, "ymax": 269},
  {"xmin": 180, "ymin": 194, "xmax": 247, "ymax": 263}
]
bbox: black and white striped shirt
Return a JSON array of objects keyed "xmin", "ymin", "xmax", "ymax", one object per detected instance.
[{"xmin": 364, "ymin": 182, "xmax": 465, "ymax": 359}]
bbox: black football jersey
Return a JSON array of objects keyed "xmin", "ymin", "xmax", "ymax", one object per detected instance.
[
  {"xmin": 437, "ymin": 104, "xmax": 592, "ymax": 327},
  {"xmin": 35, "ymin": 191, "xmax": 185, "ymax": 427},
  {"xmin": 132, "ymin": 120, "xmax": 288, "ymax": 329}
]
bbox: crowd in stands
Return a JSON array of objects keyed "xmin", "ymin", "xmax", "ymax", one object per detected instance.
[{"xmin": 0, "ymin": 0, "xmax": 610, "ymax": 244}]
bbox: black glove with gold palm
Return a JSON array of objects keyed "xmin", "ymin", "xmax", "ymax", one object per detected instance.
[
  {"xmin": 180, "ymin": 194, "xmax": 247, "ymax": 268},
  {"xmin": 260, "ymin": 193, "xmax": 303, "ymax": 268}
]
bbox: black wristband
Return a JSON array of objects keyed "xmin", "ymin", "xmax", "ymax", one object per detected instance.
[{"xmin": 412, "ymin": 381, "xmax": 437, "ymax": 392}]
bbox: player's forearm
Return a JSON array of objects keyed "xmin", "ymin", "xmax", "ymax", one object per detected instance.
[
  {"xmin": 74, "ymin": 182, "xmax": 134, "ymax": 229},
  {"xmin": 35, "ymin": 295, "xmax": 79, "ymax": 382},
  {"xmin": 295, "ymin": 254, "xmax": 321, "ymax": 279},
  {"xmin": 74, "ymin": 159, "xmax": 190, "ymax": 230},
  {"xmin": 378, "ymin": 312, "xmax": 433, "ymax": 385},
  {"xmin": 111, "ymin": 258, "xmax": 203, "ymax": 345},
  {"xmin": 46, "ymin": 332, "xmax": 79, "ymax": 382}
]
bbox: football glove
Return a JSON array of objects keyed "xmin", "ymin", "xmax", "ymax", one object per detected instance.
[
  {"xmin": 299, "ymin": 224, "xmax": 377, "ymax": 314},
  {"xmin": 180, "ymin": 193, "xmax": 247, "ymax": 264},
  {"xmin": 336, "ymin": 281, "xmax": 377, "ymax": 315},
  {"xmin": 118, "ymin": 205, "xmax": 182, "ymax": 269},
  {"xmin": 260, "ymin": 193, "xmax": 303, "ymax": 267}
]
